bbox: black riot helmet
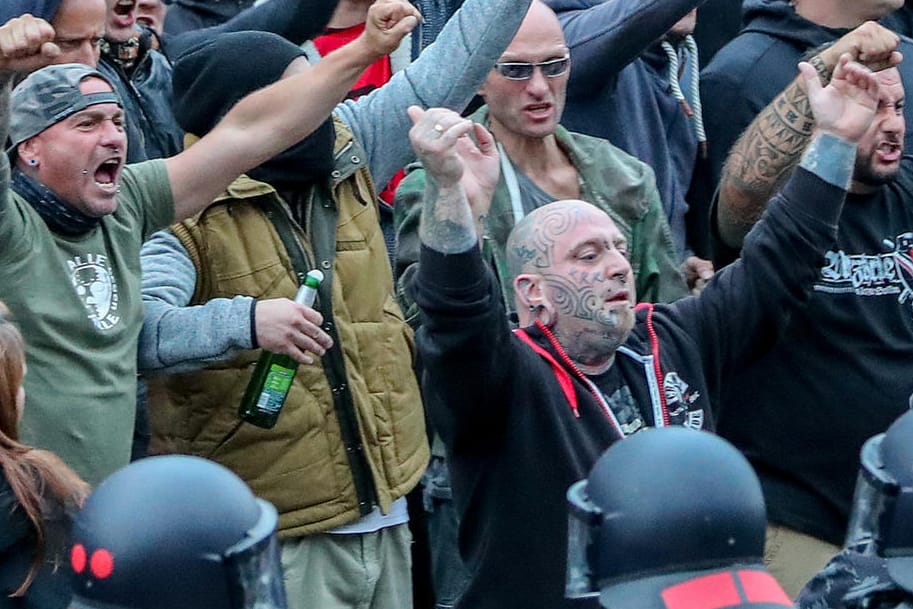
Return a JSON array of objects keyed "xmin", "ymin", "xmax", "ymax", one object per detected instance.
[
  {"xmin": 566, "ymin": 427, "xmax": 793, "ymax": 609},
  {"xmin": 68, "ymin": 455, "xmax": 287, "ymax": 609},
  {"xmin": 845, "ymin": 409, "xmax": 913, "ymax": 593}
]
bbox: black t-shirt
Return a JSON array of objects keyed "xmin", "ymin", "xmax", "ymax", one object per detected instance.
[
  {"xmin": 589, "ymin": 365, "xmax": 646, "ymax": 437},
  {"xmin": 717, "ymin": 161, "xmax": 913, "ymax": 544}
]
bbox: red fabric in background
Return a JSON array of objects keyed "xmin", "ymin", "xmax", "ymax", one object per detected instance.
[{"xmin": 314, "ymin": 22, "xmax": 403, "ymax": 203}]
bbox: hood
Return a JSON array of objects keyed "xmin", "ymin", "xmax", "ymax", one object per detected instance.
[{"xmin": 741, "ymin": 0, "xmax": 849, "ymax": 47}]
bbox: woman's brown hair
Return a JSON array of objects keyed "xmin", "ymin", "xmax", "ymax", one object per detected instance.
[{"xmin": 0, "ymin": 302, "xmax": 89, "ymax": 597}]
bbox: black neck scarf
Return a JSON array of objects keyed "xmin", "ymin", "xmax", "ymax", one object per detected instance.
[{"xmin": 11, "ymin": 168, "xmax": 100, "ymax": 236}]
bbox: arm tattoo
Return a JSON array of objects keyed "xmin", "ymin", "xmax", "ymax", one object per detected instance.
[
  {"xmin": 719, "ymin": 77, "xmax": 814, "ymax": 240},
  {"xmin": 418, "ymin": 176, "xmax": 479, "ymax": 254},
  {"xmin": 724, "ymin": 80, "xmax": 814, "ymax": 201}
]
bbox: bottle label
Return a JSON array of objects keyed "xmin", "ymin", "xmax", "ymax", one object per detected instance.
[{"xmin": 255, "ymin": 364, "xmax": 295, "ymax": 413}]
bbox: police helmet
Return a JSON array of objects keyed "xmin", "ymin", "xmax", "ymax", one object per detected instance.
[
  {"xmin": 846, "ymin": 409, "xmax": 913, "ymax": 593},
  {"xmin": 69, "ymin": 455, "xmax": 287, "ymax": 609},
  {"xmin": 566, "ymin": 427, "xmax": 792, "ymax": 609}
]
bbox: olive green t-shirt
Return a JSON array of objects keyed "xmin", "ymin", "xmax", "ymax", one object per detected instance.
[{"xmin": 0, "ymin": 158, "xmax": 174, "ymax": 486}]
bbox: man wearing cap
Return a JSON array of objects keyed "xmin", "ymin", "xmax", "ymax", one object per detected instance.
[
  {"xmin": 404, "ymin": 50, "xmax": 880, "ymax": 609},
  {"xmin": 4, "ymin": 0, "xmax": 345, "ymax": 163},
  {"xmin": 0, "ymin": 3, "xmax": 419, "ymax": 487}
]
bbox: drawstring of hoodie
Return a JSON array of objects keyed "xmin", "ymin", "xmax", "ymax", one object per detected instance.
[{"xmin": 661, "ymin": 35, "xmax": 707, "ymax": 158}]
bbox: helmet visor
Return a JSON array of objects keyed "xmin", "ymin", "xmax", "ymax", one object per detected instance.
[
  {"xmin": 565, "ymin": 480, "xmax": 601, "ymax": 600},
  {"xmin": 223, "ymin": 499, "xmax": 288, "ymax": 609},
  {"xmin": 845, "ymin": 435, "xmax": 899, "ymax": 552}
]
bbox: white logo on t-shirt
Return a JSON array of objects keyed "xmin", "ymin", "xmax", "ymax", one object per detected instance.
[
  {"xmin": 663, "ymin": 372, "xmax": 703, "ymax": 429},
  {"xmin": 816, "ymin": 231, "xmax": 913, "ymax": 307},
  {"xmin": 68, "ymin": 253, "xmax": 120, "ymax": 330}
]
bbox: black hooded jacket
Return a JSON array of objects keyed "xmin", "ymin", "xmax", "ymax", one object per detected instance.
[
  {"xmin": 697, "ymin": 0, "xmax": 913, "ymax": 230},
  {"xmin": 413, "ymin": 165, "xmax": 844, "ymax": 609}
]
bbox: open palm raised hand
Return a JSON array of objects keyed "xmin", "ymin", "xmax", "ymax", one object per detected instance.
[{"xmin": 800, "ymin": 54, "xmax": 880, "ymax": 143}]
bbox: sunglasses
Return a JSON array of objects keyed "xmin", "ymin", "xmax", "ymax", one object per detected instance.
[{"xmin": 493, "ymin": 55, "xmax": 571, "ymax": 81}]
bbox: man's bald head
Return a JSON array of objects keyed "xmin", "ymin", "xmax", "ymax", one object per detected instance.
[{"xmin": 507, "ymin": 199, "xmax": 602, "ymax": 281}]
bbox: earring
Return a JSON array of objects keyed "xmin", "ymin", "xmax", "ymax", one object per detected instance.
[{"xmin": 27, "ymin": 158, "xmax": 38, "ymax": 167}]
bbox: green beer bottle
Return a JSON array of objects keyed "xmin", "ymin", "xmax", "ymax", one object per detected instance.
[{"xmin": 238, "ymin": 269, "xmax": 324, "ymax": 429}]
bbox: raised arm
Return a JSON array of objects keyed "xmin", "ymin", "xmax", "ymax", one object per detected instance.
[
  {"xmin": 409, "ymin": 105, "xmax": 519, "ymax": 438},
  {"xmin": 683, "ymin": 56, "xmax": 882, "ymax": 382},
  {"xmin": 165, "ymin": 0, "xmax": 420, "ymax": 221},
  {"xmin": 717, "ymin": 22, "xmax": 901, "ymax": 249},
  {"xmin": 165, "ymin": 0, "xmax": 340, "ymax": 59},
  {"xmin": 553, "ymin": 0, "xmax": 705, "ymax": 94},
  {"xmin": 407, "ymin": 106, "xmax": 500, "ymax": 255},
  {"xmin": 336, "ymin": 0, "xmax": 531, "ymax": 188},
  {"xmin": 0, "ymin": 14, "xmax": 60, "ymax": 216}
]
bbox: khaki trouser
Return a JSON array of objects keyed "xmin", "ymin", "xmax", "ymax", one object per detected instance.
[
  {"xmin": 764, "ymin": 523, "xmax": 841, "ymax": 599},
  {"xmin": 281, "ymin": 523, "xmax": 413, "ymax": 609}
]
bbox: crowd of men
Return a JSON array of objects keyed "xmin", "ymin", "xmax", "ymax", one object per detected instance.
[{"xmin": 0, "ymin": 0, "xmax": 912, "ymax": 608}]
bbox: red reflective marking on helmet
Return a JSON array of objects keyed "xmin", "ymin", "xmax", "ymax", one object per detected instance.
[
  {"xmin": 661, "ymin": 572, "xmax": 741, "ymax": 609},
  {"xmin": 70, "ymin": 544, "xmax": 87, "ymax": 574},
  {"xmin": 738, "ymin": 570, "xmax": 791, "ymax": 606},
  {"xmin": 90, "ymin": 549, "xmax": 115, "ymax": 579}
]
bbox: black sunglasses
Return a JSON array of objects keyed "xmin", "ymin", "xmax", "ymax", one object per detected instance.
[{"xmin": 493, "ymin": 55, "xmax": 571, "ymax": 81}]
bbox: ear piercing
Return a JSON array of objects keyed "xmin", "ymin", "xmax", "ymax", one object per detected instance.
[{"xmin": 27, "ymin": 159, "xmax": 38, "ymax": 167}]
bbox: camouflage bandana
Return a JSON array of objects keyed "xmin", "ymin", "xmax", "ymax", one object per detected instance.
[{"xmin": 9, "ymin": 63, "xmax": 122, "ymax": 149}]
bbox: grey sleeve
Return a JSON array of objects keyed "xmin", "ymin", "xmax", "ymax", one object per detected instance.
[
  {"xmin": 139, "ymin": 229, "xmax": 256, "ymax": 375},
  {"xmin": 335, "ymin": 0, "xmax": 532, "ymax": 188}
]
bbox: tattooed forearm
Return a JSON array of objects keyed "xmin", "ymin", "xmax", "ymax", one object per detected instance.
[
  {"xmin": 718, "ymin": 76, "xmax": 815, "ymax": 247},
  {"xmin": 418, "ymin": 176, "xmax": 479, "ymax": 254}
]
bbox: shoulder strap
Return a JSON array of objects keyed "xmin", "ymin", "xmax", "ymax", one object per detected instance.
[
  {"xmin": 260, "ymin": 195, "xmax": 316, "ymax": 288},
  {"xmin": 266, "ymin": 182, "xmax": 379, "ymax": 515}
]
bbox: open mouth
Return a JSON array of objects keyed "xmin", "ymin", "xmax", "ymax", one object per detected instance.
[
  {"xmin": 524, "ymin": 103, "xmax": 552, "ymax": 114},
  {"xmin": 876, "ymin": 141, "xmax": 903, "ymax": 163},
  {"xmin": 113, "ymin": 0, "xmax": 137, "ymax": 16},
  {"xmin": 94, "ymin": 159, "xmax": 121, "ymax": 192}
]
